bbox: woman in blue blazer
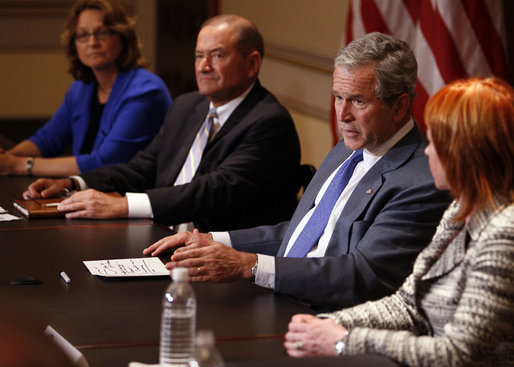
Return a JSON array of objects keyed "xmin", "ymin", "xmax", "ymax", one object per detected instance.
[{"xmin": 0, "ymin": 0, "xmax": 171, "ymax": 177}]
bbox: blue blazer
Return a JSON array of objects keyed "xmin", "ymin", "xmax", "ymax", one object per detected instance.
[
  {"xmin": 29, "ymin": 67, "xmax": 171, "ymax": 172},
  {"xmin": 229, "ymin": 125, "xmax": 452, "ymax": 310}
]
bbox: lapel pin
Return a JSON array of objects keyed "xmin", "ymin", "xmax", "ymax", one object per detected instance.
[{"xmin": 366, "ymin": 189, "xmax": 373, "ymax": 194}]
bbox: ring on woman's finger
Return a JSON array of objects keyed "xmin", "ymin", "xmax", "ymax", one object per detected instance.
[
  {"xmin": 197, "ymin": 267, "xmax": 201, "ymax": 275},
  {"xmin": 295, "ymin": 341, "xmax": 303, "ymax": 350}
]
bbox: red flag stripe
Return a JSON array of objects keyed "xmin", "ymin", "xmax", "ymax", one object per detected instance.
[
  {"xmin": 461, "ymin": 0, "xmax": 508, "ymax": 78},
  {"xmin": 359, "ymin": 0, "xmax": 391, "ymax": 36},
  {"xmin": 436, "ymin": 0, "xmax": 495, "ymax": 77},
  {"xmin": 373, "ymin": 1, "xmax": 445, "ymax": 96},
  {"xmin": 418, "ymin": 0, "xmax": 469, "ymax": 83}
]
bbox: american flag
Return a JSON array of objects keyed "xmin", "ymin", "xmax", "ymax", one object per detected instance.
[{"xmin": 331, "ymin": 0, "xmax": 509, "ymax": 145}]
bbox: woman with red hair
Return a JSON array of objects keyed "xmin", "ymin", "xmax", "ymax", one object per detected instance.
[{"xmin": 285, "ymin": 77, "xmax": 514, "ymax": 366}]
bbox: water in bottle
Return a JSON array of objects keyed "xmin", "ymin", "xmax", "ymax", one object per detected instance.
[{"xmin": 160, "ymin": 267, "xmax": 196, "ymax": 366}]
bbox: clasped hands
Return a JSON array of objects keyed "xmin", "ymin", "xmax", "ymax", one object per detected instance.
[
  {"xmin": 143, "ymin": 229, "xmax": 257, "ymax": 283},
  {"xmin": 22, "ymin": 178, "xmax": 128, "ymax": 219},
  {"xmin": 284, "ymin": 314, "xmax": 349, "ymax": 357}
]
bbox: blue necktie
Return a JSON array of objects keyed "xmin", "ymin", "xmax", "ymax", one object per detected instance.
[
  {"xmin": 286, "ymin": 150, "xmax": 364, "ymax": 258},
  {"xmin": 175, "ymin": 108, "xmax": 217, "ymax": 185}
]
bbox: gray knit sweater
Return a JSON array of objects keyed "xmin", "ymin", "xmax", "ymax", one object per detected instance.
[{"xmin": 322, "ymin": 200, "xmax": 514, "ymax": 366}]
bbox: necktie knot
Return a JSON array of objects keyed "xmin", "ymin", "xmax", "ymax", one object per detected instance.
[{"xmin": 206, "ymin": 108, "xmax": 218, "ymax": 121}]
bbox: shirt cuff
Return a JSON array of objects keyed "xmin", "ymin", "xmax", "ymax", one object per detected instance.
[
  {"xmin": 126, "ymin": 192, "xmax": 153, "ymax": 218},
  {"xmin": 254, "ymin": 254, "xmax": 275, "ymax": 289},
  {"xmin": 71, "ymin": 175, "xmax": 88, "ymax": 191},
  {"xmin": 210, "ymin": 231, "xmax": 232, "ymax": 247}
]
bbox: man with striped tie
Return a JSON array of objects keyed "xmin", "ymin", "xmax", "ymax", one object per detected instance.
[
  {"xmin": 144, "ymin": 33, "xmax": 452, "ymax": 311},
  {"xmin": 23, "ymin": 15, "xmax": 301, "ymax": 232}
]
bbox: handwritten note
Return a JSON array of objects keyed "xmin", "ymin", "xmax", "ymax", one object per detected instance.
[{"xmin": 83, "ymin": 257, "xmax": 170, "ymax": 277}]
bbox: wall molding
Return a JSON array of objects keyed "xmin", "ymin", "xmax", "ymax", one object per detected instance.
[
  {"xmin": 275, "ymin": 93, "xmax": 330, "ymax": 121},
  {"xmin": 266, "ymin": 39, "xmax": 334, "ymax": 74},
  {"xmin": 263, "ymin": 41, "xmax": 334, "ymax": 121},
  {"xmin": 0, "ymin": 1, "xmax": 73, "ymax": 18}
]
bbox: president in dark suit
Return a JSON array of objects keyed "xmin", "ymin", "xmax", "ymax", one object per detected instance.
[
  {"xmin": 144, "ymin": 32, "xmax": 452, "ymax": 311},
  {"xmin": 23, "ymin": 15, "xmax": 301, "ymax": 231}
]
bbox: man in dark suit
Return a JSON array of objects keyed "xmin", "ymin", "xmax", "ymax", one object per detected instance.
[
  {"xmin": 23, "ymin": 15, "xmax": 301, "ymax": 231},
  {"xmin": 143, "ymin": 32, "xmax": 452, "ymax": 311}
]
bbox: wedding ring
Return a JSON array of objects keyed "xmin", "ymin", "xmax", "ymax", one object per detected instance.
[
  {"xmin": 295, "ymin": 341, "xmax": 303, "ymax": 350},
  {"xmin": 197, "ymin": 267, "xmax": 201, "ymax": 275}
]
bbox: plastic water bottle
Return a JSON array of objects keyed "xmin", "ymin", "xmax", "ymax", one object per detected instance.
[
  {"xmin": 160, "ymin": 267, "xmax": 196, "ymax": 366},
  {"xmin": 192, "ymin": 330, "xmax": 225, "ymax": 367}
]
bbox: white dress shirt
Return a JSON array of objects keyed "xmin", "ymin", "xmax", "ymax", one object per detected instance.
[{"xmin": 212, "ymin": 118, "xmax": 415, "ymax": 289}]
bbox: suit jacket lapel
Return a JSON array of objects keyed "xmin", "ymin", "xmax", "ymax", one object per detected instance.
[
  {"xmin": 325, "ymin": 126, "xmax": 423, "ymax": 256},
  {"xmin": 420, "ymin": 229, "xmax": 466, "ymax": 280},
  {"xmin": 204, "ymin": 81, "xmax": 266, "ymax": 151},
  {"xmin": 277, "ymin": 141, "xmax": 352, "ymax": 256},
  {"xmin": 165, "ymin": 98, "xmax": 210, "ymax": 186}
]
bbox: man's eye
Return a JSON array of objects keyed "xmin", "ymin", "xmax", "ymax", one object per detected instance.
[{"xmin": 352, "ymin": 99, "xmax": 365, "ymax": 107}]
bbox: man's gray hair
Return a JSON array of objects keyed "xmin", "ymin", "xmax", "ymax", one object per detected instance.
[{"xmin": 335, "ymin": 32, "xmax": 417, "ymax": 109}]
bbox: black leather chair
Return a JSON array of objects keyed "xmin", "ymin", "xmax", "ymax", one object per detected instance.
[{"xmin": 297, "ymin": 163, "xmax": 317, "ymax": 199}]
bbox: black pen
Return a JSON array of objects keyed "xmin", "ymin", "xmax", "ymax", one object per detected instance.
[{"xmin": 60, "ymin": 271, "xmax": 71, "ymax": 284}]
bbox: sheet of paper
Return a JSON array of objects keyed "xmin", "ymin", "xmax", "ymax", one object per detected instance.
[
  {"xmin": 83, "ymin": 257, "xmax": 170, "ymax": 277},
  {"xmin": 0, "ymin": 213, "xmax": 21, "ymax": 221}
]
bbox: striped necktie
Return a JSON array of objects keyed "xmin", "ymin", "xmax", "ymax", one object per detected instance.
[
  {"xmin": 286, "ymin": 150, "xmax": 364, "ymax": 258},
  {"xmin": 175, "ymin": 108, "xmax": 217, "ymax": 185}
]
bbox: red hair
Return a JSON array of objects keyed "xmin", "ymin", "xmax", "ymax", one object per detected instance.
[{"xmin": 425, "ymin": 77, "xmax": 514, "ymax": 220}]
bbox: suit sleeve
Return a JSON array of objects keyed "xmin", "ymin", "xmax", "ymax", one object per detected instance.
[
  {"xmin": 273, "ymin": 177, "xmax": 452, "ymax": 310},
  {"xmin": 79, "ymin": 116, "xmax": 169, "ymax": 193},
  {"xmin": 229, "ymin": 221, "xmax": 291, "ymax": 255}
]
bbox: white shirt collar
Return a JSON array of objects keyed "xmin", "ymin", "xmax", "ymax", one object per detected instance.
[
  {"xmin": 363, "ymin": 117, "xmax": 415, "ymax": 160},
  {"xmin": 208, "ymin": 82, "xmax": 255, "ymax": 126}
]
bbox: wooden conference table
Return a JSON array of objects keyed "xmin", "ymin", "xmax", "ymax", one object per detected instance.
[{"xmin": 0, "ymin": 176, "xmax": 397, "ymax": 367}]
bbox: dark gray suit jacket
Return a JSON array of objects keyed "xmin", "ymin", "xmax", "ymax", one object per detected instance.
[
  {"xmin": 80, "ymin": 81, "xmax": 301, "ymax": 231},
  {"xmin": 229, "ymin": 125, "xmax": 452, "ymax": 310}
]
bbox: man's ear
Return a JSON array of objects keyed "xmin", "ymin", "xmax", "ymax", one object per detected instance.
[
  {"xmin": 393, "ymin": 93, "xmax": 411, "ymax": 123},
  {"xmin": 247, "ymin": 50, "xmax": 261, "ymax": 78}
]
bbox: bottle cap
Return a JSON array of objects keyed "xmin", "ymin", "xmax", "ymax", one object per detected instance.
[
  {"xmin": 196, "ymin": 330, "xmax": 215, "ymax": 346},
  {"xmin": 172, "ymin": 267, "xmax": 189, "ymax": 281}
]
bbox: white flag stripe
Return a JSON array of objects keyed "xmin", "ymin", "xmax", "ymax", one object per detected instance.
[
  {"xmin": 435, "ymin": 0, "xmax": 493, "ymax": 77},
  {"xmin": 375, "ymin": 1, "xmax": 445, "ymax": 95},
  {"xmin": 350, "ymin": 0, "xmax": 366, "ymax": 41}
]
